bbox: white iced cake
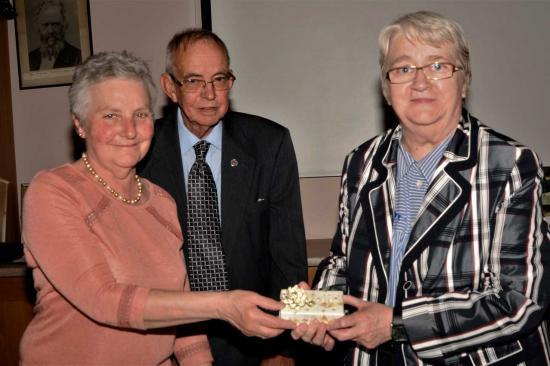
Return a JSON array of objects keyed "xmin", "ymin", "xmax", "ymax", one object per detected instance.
[{"xmin": 279, "ymin": 285, "xmax": 344, "ymax": 323}]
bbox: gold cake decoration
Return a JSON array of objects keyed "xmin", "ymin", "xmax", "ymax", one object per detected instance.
[{"xmin": 279, "ymin": 285, "xmax": 344, "ymax": 323}]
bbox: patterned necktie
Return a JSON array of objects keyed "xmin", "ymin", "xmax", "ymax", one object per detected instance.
[{"xmin": 186, "ymin": 140, "xmax": 229, "ymax": 291}]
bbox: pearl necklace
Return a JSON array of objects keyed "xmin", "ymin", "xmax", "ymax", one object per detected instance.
[{"xmin": 81, "ymin": 152, "xmax": 143, "ymax": 205}]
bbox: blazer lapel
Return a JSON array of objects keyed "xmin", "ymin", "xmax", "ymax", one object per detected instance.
[
  {"xmin": 220, "ymin": 116, "xmax": 256, "ymax": 263},
  {"xmin": 401, "ymin": 112, "xmax": 479, "ymax": 273},
  {"xmin": 351, "ymin": 132, "xmax": 398, "ymax": 298}
]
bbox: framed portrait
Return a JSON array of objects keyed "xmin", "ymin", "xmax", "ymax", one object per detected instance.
[{"xmin": 14, "ymin": 0, "xmax": 93, "ymax": 89}]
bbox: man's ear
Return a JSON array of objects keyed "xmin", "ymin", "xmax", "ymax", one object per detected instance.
[{"xmin": 160, "ymin": 73, "xmax": 179, "ymax": 103}]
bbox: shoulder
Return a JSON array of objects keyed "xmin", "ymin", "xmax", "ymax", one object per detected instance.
[
  {"xmin": 224, "ymin": 111, "xmax": 289, "ymax": 138},
  {"xmin": 474, "ymin": 117, "xmax": 541, "ymax": 170},
  {"xmin": 30, "ymin": 164, "xmax": 86, "ymax": 190},
  {"xmin": 142, "ymin": 178, "xmax": 176, "ymax": 204},
  {"xmin": 346, "ymin": 130, "xmax": 392, "ymax": 165},
  {"xmin": 25, "ymin": 164, "xmax": 90, "ymax": 210}
]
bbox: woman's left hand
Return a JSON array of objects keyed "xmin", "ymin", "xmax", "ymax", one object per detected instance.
[{"xmin": 327, "ymin": 295, "xmax": 392, "ymax": 349}]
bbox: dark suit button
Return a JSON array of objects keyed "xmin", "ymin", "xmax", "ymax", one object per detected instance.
[{"xmin": 403, "ymin": 281, "xmax": 412, "ymax": 290}]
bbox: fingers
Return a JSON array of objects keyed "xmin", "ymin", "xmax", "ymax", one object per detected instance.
[
  {"xmin": 297, "ymin": 281, "xmax": 311, "ymax": 290},
  {"xmin": 311, "ymin": 321, "xmax": 328, "ymax": 346},
  {"xmin": 253, "ymin": 325, "xmax": 286, "ymax": 339},
  {"xmin": 239, "ymin": 312, "xmax": 293, "ymax": 339},
  {"xmin": 291, "ymin": 321, "xmax": 336, "ymax": 351},
  {"xmin": 342, "ymin": 294, "xmax": 364, "ymax": 308},
  {"xmin": 327, "ymin": 312, "xmax": 354, "ymax": 331},
  {"xmin": 323, "ymin": 335, "xmax": 335, "ymax": 351},
  {"xmin": 328, "ymin": 327, "xmax": 354, "ymax": 342},
  {"xmin": 301, "ymin": 320, "xmax": 324, "ymax": 344},
  {"xmin": 246, "ymin": 305, "xmax": 296, "ymax": 338},
  {"xmin": 327, "ymin": 316, "xmax": 355, "ymax": 342},
  {"xmin": 225, "ymin": 291, "xmax": 296, "ymax": 338},
  {"xmin": 259, "ymin": 312, "xmax": 296, "ymax": 330},
  {"xmin": 292, "ymin": 320, "xmax": 327, "ymax": 344},
  {"xmin": 290, "ymin": 322, "xmax": 307, "ymax": 340},
  {"xmin": 251, "ymin": 293, "xmax": 286, "ymax": 311}
]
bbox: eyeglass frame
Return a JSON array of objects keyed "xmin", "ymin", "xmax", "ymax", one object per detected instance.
[
  {"xmin": 168, "ymin": 72, "xmax": 236, "ymax": 92},
  {"xmin": 386, "ymin": 62, "xmax": 463, "ymax": 84}
]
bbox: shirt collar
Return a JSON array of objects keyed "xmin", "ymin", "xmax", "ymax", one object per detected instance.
[
  {"xmin": 397, "ymin": 132, "xmax": 454, "ymax": 183},
  {"xmin": 177, "ymin": 107, "xmax": 223, "ymax": 153}
]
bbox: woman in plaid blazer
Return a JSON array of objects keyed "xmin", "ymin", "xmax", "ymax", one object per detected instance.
[{"xmin": 294, "ymin": 11, "xmax": 550, "ymax": 366}]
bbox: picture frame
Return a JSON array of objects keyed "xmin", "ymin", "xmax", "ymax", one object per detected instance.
[
  {"xmin": 14, "ymin": 0, "xmax": 93, "ymax": 89},
  {"xmin": 19, "ymin": 183, "xmax": 29, "ymax": 236}
]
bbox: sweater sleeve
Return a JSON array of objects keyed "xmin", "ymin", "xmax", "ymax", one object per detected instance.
[
  {"xmin": 173, "ymin": 275, "xmax": 213, "ymax": 365},
  {"xmin": 23, "ymin": 171, "xmax": 150, "ymax": 329}
]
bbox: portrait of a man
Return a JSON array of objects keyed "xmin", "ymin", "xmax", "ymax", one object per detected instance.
[{"xmin": 28, "ymin": 0, "xmax": 82, "ymax": 71}]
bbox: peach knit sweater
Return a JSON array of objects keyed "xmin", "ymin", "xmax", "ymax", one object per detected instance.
[{"xmin": 20, "ymin": 163, "xmax": 212, "ymax": 365}]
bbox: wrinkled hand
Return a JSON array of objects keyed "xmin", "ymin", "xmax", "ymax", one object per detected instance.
[
  {"xmin": 220, "ymin": 290, "xmax": 296, "ymax": 339},
  {"xmin": 327, "ymin": 295, "xmax": 392, "ymax": 349},
  {"xmin": 288, "ymin": 282, "xmax": 336, "ymax": 351},
  {"xmin": 291, "ymin": 319, "xmax": 335, "ymax": 351}
]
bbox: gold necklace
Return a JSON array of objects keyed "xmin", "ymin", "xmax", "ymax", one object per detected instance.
[{"xmin": 81, "ymin": 152, "xmax": 143, "ymax": 205}]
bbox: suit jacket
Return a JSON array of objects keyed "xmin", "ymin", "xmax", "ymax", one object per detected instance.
[
  {"xmin": 315, "ymin": 109, "xmax": 550, "ymax": 365},
  {"xmin": 138, "ymin": 108, "xmax": 308, "ymax": 363},
  {"xmin": 29, "ymin": 41, "xmax": 82, "ymax": 71}
]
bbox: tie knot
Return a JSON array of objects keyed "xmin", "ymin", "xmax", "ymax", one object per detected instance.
[{"xmin": 193, "ymin": 141, "xmax": 210, "ymax": 161}]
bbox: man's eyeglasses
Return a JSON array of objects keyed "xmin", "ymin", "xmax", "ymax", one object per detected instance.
[
  {"xmin": 386, "ymin": 62, "xmax": 463, "ymax": 84},
  {"xmin": 169, "ymin": 72, "xmax": 235, "ymax": 92}
]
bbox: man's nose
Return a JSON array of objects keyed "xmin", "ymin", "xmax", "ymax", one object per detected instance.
[{"xmin": 200, "ymin": 81, "xmax": 216, "ymax": 100}]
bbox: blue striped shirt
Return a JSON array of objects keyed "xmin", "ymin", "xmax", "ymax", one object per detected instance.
[{"xmin": 387, "ymin": 134, "xmax": 452, "ymax": 306}]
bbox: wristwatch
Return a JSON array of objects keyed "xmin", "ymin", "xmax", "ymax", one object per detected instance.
[{"xmin": 390, "ymin": 315, "xmax": 408, "ymax": 342}]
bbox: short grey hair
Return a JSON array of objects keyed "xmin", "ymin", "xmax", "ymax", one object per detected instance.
[
  {"xmin": 378, "ymin": 11, "xmax": 471, "ymax": 102},
  {"xmin": 165, "ymin": 28, "xmax": 230, "ymax": 75},
  {"xmin": 69, "ymin": 51, "xmax": 156, "ymax": 122}
]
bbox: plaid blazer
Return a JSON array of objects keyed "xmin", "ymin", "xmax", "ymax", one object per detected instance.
[{"xmin": 315, "ymin": 109, "xmax": 550, "ymax": 365}]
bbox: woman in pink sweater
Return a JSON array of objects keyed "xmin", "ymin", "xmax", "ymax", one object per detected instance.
[{"xmin": 20, "ymin": 51, "xmax": 295, "ymax": 365}]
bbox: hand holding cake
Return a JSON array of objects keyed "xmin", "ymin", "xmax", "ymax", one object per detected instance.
[
  {"xmin": 284, "ymin": 283, "xmax": 393, "ymax": 351},
  {"xmin": 282, "ymin": 283, "xmax": 338, "ymax": 351},
  {"xmin": 327, "ymin": 296, "xmax": 392, "ymax": 349}
]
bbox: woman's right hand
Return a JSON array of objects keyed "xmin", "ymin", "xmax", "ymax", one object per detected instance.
[{"xmin": 218, "ymin": 290, "xmax": 296, "ymax": 339}]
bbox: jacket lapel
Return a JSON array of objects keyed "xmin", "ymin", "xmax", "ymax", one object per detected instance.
[
  {"xmin": 400, "ymin": 111, "xmax": 479, "ymax": 273},
  {"xmin": 352, "ymin": 132, "xmax": 398, "ymax": 297},
  {"xmin": 220, "ymin": 115, "xmax": 256, "ymax": 263}
]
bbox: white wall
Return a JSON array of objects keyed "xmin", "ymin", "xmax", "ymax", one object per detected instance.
[
  {"xmin": 6, "ymin": 0, "xmax": 339, "ymax": 239},
  {"xmin": 7, "ymin": 0, "xmax": 201, "ymax": 187},
  {"xmin": 212, "ymin": 0, "xmax": 550, "ymax": 176}
]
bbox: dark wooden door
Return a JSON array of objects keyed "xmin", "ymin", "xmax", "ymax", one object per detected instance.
[{"xmin": 0, "ymin": 19, "xmax": 20, "ymax": 243}]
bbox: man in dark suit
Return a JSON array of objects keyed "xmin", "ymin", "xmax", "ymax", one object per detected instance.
[
  {"xmin": 138, "ymin": 29, "xmax": 308, "ymax": 365},
  {"xmin": 28, "ymin": 0, "xmax": 81, "ymax": 71}
]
